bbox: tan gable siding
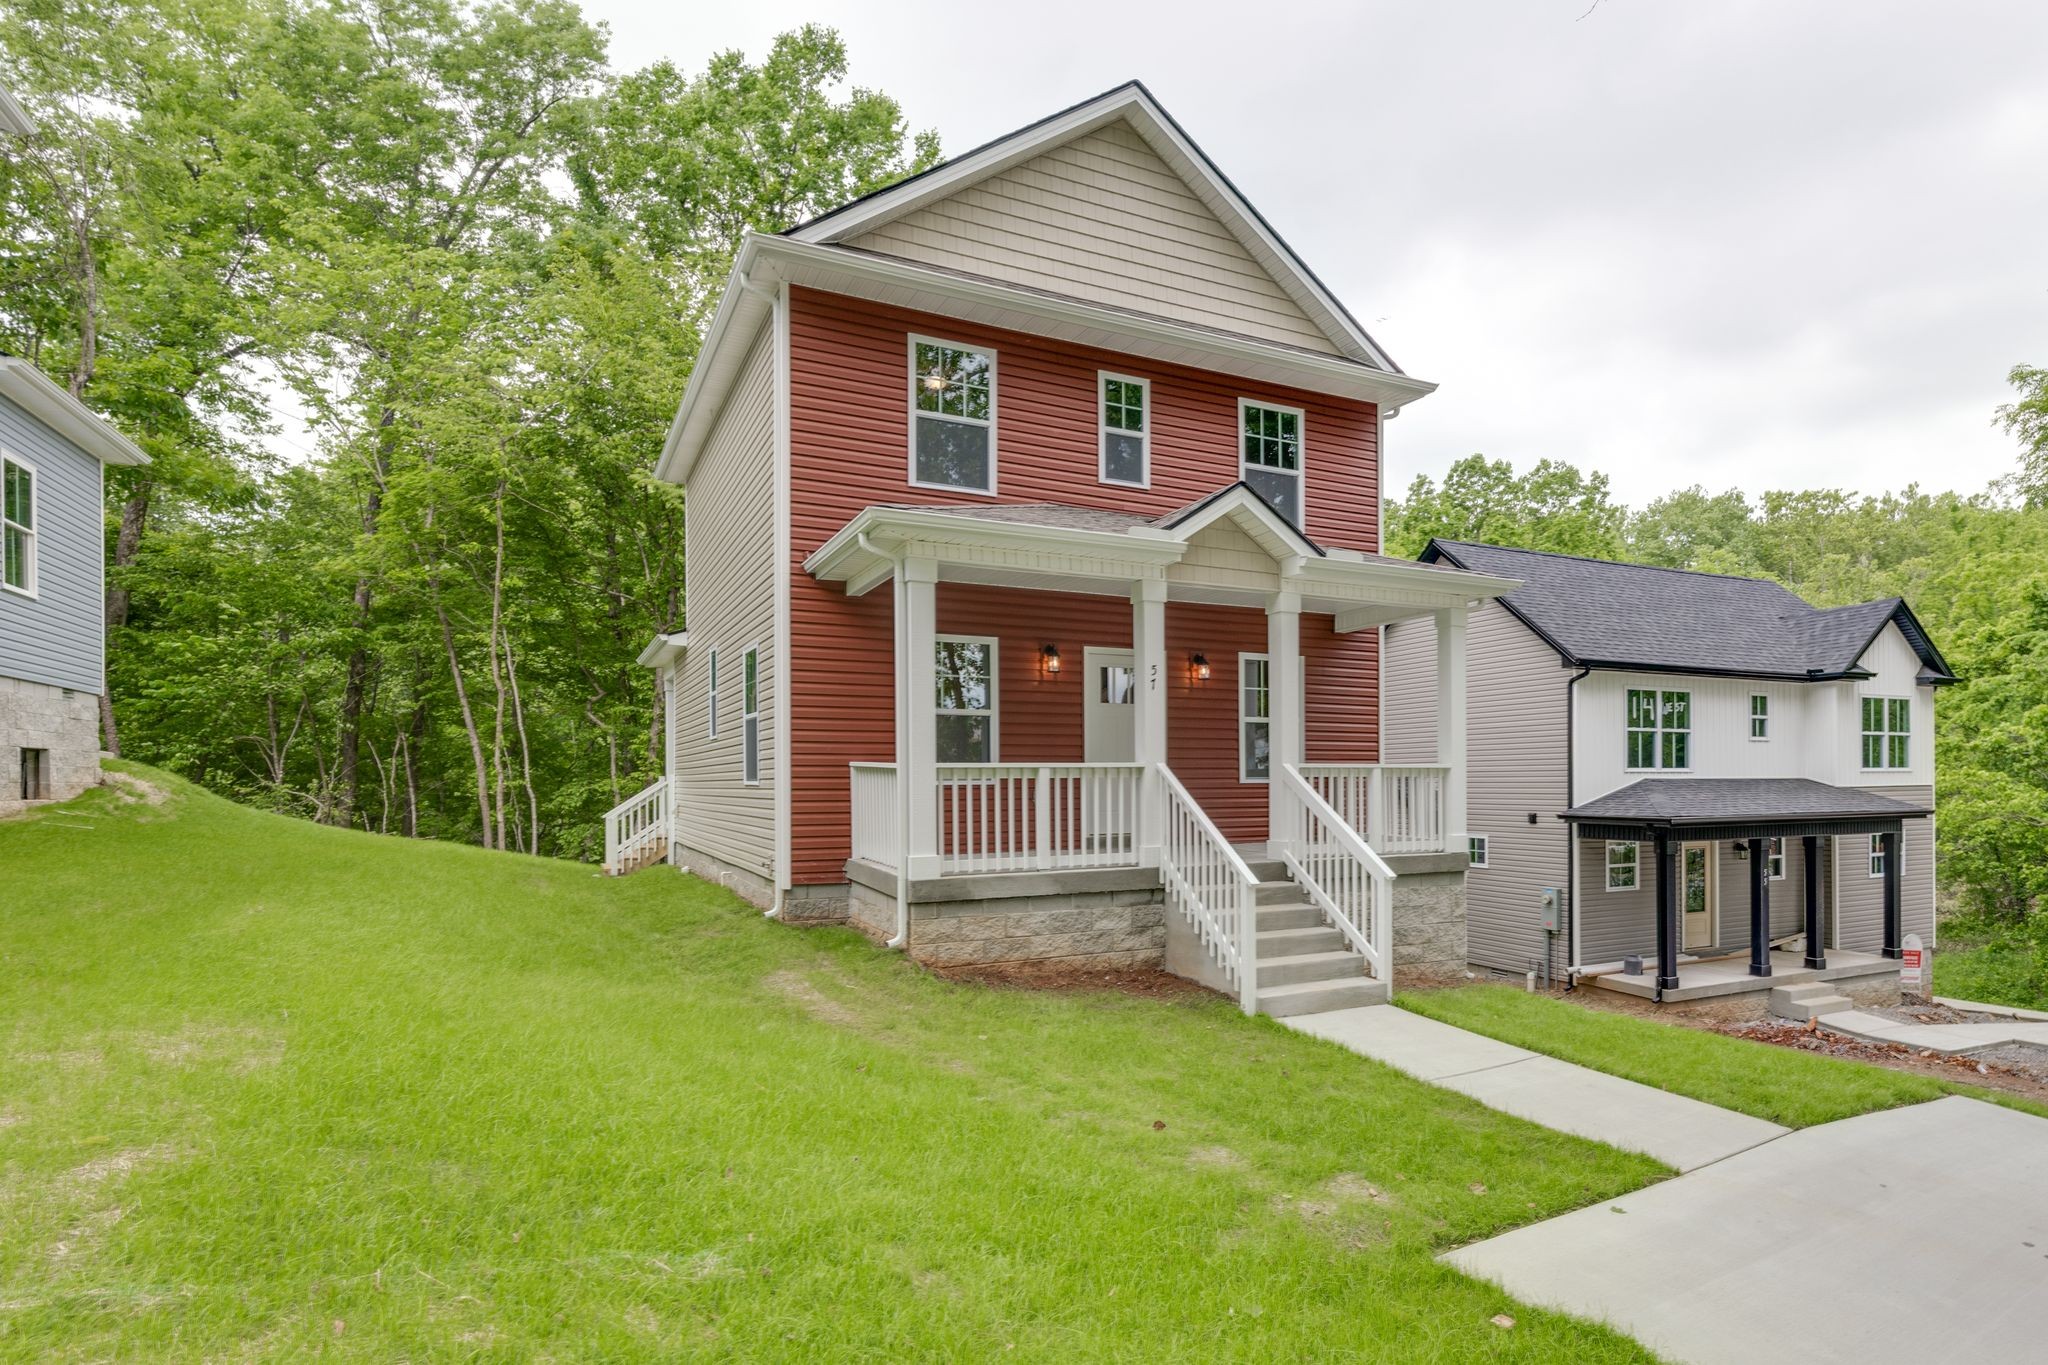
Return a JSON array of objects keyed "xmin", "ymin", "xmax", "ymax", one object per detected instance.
[
  {"xmin": 847, "ymin": 121, "xmax": 1340, "ymax": 356},
  {"xmin": 674, "ymin": 325, "xmax": 778, "ymax": 881}
]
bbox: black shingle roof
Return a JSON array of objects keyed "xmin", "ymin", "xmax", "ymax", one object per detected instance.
[
  {"xmin": 1564, "ymin": 778, "xmax": 1931, "ymax": 825},
  {"xmin": 1422, "ymin": 540, "xmax": 1956, "ymax": 683}
]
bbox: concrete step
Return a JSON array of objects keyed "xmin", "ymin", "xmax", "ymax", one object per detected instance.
[
  {"xmin": 1257, "ymin": 949, "xmax": 1366, "ymax": 988},
  {"xmin": 1255, "ymin": 904, "xmax": 1324, "ymax": 932},
  {"xmin": 1242, "ymin": 859, "xmax": 1289, "ymax": 882},
  {"xmin": 1770, "ymin": 986, "xmax": 1853, "ymax": 1021},
  {"xmin": 1257, "ymin": 925, "xmax": 1347, "ymax": 957},
  {"xmin": 1776, "ymin": 981, "xmax": 1840, "ymax": 1002},
  {"xmin": 1254, "ymin": 879, "xmax": 1305, "ymax": 906},
  {"xmin": 1256, "ymin": 976, "xmax": 1390, "ymax": 1018}
]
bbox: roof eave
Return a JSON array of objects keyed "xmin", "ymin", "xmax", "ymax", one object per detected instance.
[
  {"xmin": 0, "ymin": 84, "xmax": 34, "ymax": 137},
  {"xmin": 0, "ymin": 358, "xmax": 149, "ymax": 465}
]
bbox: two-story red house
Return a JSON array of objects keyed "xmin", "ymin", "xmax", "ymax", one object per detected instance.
[{"xmin": 614, "ymin": 83, "xmax": 1517, "ymax": 1016}]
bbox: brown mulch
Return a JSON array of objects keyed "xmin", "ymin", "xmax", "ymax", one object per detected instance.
[
  {"xmin": 929, "ymin": 961, "xmax": 1213, "ymax": 999},
  {"xmin": 1705, "ymin": 1015, "xmax": 2048, "ymax": 1105}
]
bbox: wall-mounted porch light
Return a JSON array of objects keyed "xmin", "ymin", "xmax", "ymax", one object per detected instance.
[
  {"xmin": 1040, "ymin": 643, "xmax": 1062, "ymax": 677},
  {"xmin": 1190, "ymin": 652, "xmax": 1212, "ymax": 682}
]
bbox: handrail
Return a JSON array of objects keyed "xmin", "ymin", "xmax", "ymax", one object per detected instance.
[
  {"xmin": 1157, "ymin": 762, "xmax": 1259, "ymax": 1014},
  {"xmin": 1277, "ymin": 763, "xmax": 1395, "ymax": 987},
  {"xmin": 603, "ymin": 776, "xmax": 671, "ymax": 876},
  {"xmin": 1281, "ymin": 766, "xmax": 1396, "ymax": 879}
]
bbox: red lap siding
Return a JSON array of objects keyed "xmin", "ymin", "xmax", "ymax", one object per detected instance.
[{"xmin": 788, "ymin": 288, "xmax": 1381, "ymax": 882}]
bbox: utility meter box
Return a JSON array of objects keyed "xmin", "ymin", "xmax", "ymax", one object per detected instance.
[{"xmin": 1538, "ymin": 888, "xmax": 1561, "ymax": 932}]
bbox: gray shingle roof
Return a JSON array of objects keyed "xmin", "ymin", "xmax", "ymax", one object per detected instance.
[
  {"xmin": 1423, "ymin": 540, "xmax": 1955, "ymax": 683},
  {"xmin": 1564, "ymin": 778, "xmax": 1931, "ymax": 825}
]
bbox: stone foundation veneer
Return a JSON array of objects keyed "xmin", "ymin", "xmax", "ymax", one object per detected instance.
[
  {"xmin": 1384, "ymin": 853, "xmax": 1470, "ymax": 987},
  {"xmin": 0, "ymin": 675, "xmax": 99, "ymax": 817},
  {"xmin": 845, "ymin": 866, "xmax": 1167, "ymax": 970}
]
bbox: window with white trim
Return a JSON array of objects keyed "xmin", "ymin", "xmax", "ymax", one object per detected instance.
[
  {"xmin": 1861, "ymin": 696, "xmax": 1910, "ymax": 770},
  {"xmin": 1767, "ymin": 837, "xmax": 1786, "ymax": 880},
  {"xmin": 1750, "ymin": 694, "xmax": 1769, "ymax": 740},
  {"xmin": 1468, "ymin": 835, "xmax": 1489, "ymax": 869},
  {"xmin": 1626, "ymin": 689, "xmax": 1691, "ymax": 770},
  {"xmin": 1605, "ymin": 840, "xmax": 1638, "ymax": 890},
  {"xmin": 910, "ymin": 339, "xmax": 994, "ymax": 493},
  {"xmin": 741, "ymin": 647, "xmax": 759, "ymax": 784},
  {"xmin": 934, "ymin": 636, "xmax": 996, "ymax": 763},
  {"xmin": 1, "ymin": 455, "xmax": 34, "ymax": 596},
  {"xmin": 1099, "ymin": 373, "xmax": 1148, "ymax": 487},
  {"xmin": 1868, "ymin": 833, "xmax": 1886, "ymax": 878},
  {"xmin": 1239, "ymin": 400, "xmax": 1302, "ymax": 525},
  {"xmin": 706, "ymin": 648, "xmax": 719, "ymax": 739},
  {"xmin": 1239, "ymin": 655, "xmax": 1271, "ymax": 782}
]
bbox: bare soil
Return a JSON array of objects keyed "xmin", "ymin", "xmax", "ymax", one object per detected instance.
[
  {"xmin": 1705, "ymin": 1015, "xmax": 2048, "ymax": 1105},
  {"xmin": 929, "ymin": 961, "xmax": 1213, "ymax": 1000}
]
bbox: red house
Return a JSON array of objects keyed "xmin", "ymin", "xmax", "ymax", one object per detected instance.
[{"xmin": 615, "ymin": 84, "xmax": 1515, "ymax": 1014}]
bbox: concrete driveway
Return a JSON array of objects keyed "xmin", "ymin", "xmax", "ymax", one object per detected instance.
[{"xmin": 1446, "ymin": 1096, "xmax": 2048, "ymax": 1364}]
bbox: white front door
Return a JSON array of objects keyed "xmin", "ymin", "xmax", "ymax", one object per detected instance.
[
  {"xmin": 1083, "ymin": 649, "xmax": 1137, "ymax": 763},
  {"xmin": 1681, "ymin": 842, "xmax": 1717, "ymax": 950}
]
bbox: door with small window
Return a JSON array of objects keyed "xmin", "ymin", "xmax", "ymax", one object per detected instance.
[{"xmin": 1680, "ymin": 842, "xmax": 1717, "ymax": 950}]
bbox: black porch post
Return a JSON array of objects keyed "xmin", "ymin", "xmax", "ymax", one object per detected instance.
[
  {"xmin": 1802, "ymin": 834, "xmax": 1826, "ymax": 970},
  {"xmin": 1882, "ymin": 829, "xmax": 1902, "ymax": 959},
  {"xmin": 1747, "ymin": 837, "xmax": 1771, "ymax": 977},
  {"xmin": 1655, "ymin": 832, "xmax": 1679, "ymax": 993}
]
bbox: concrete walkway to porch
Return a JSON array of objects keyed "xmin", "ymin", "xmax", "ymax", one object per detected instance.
[
  {"xmin": 1813, "ymin": 1006, "xmax": 2048, "ymax": 1056},
  {"xmin": 1282, "ymin": 1005, "xmax": 1788, "ymax": 1171}
]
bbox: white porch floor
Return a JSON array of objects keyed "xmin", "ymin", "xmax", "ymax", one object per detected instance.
[{"xmin": 1587, "ymin": 947, "xmax": 1897, "ymax": 1002}]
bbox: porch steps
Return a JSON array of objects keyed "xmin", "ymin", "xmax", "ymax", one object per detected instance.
[
  {"xmin": 1769, "ymin": 982, "xmax": 1853, "ymax": 1022},
  {"xmin": 1249, "ymin": 873, "xmax": 1388, "ymax": 1016}
]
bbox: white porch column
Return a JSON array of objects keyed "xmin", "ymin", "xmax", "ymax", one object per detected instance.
[
  {"xmin": 1266, "ymin": 590, "xmax": 1302, "ymax": 857},
  {"xmin": 1435, "ymin": 605, "xmax": 1469, "ymax": 853},
  {"xmin": 1131, "ymin": 577, "xmax": 1167, "ymax": 866},
  {"xmin": 899, "ymin": 557, "xmax": 940, "ymax": 880}
]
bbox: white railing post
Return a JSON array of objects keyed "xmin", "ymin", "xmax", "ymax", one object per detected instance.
[
  {"xmin": 900, "ymin": 558, "xmax": 940, "ymax": 879},
  {"xmin": 1366, "ymin": 764, "xmax": 1387, "ymax": 851},
  {"xmin": 1035, "ymin": 766, "xmax": 1054, "ymax": 870},
  {"xmin": 1266, "ymin": 590, "xmax": 1302, "ymax": 860}
]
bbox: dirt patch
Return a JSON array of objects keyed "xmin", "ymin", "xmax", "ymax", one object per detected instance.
[
  {"xmin": 129, "ymin": 1024, "xmax": 284, "ymax": 1073},
  {"xmin": 1707, "ymin": 1017, "xmax": 2048, "ymax": 1104},
  {"xmin": 1323, "ymin": 1172, "xmax": 1392, "ymax": 1204},
  {"xmin": 1186, "ymin": 1145, "xmax": 1246, "ymax": 1171},
  {"xmin": 763, "ymin": 970, "xmax": 865, "ymax": 1028},
  {"xmin": 103, "ymin": 770, "xmax": 171, "ymax": 806},
  {"xmin": 929, "ymin": 961, "xmax": 1212, "ymax": 1000}
]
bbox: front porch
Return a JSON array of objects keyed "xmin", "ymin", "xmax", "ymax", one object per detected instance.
[{"xmin": 1588, "ymin": 947, "xmax": 1898, "ymax": 1005}]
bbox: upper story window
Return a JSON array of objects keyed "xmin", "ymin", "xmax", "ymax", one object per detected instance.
[
  {"xmin": 934, "ymin": 636, "xmax": 997, "ymax": 763},
  {"xmin": 1626, "ymin": 688, "xmax": 1691, "ymax": 770},
  {"xmin": 1861, "ymin": 696, "xmax": 1910, "ymax": 770},
  {"xmin": 910, "ymin": 338, "xmax": 995, "ymax": 494},
  {"xmin": 1099, "ymin": 373, "xmax": 1148, "ymax": 487},
  {"xmin": 1239, "ymin": 400, "xmax": 1303, "ymax": 526},
  {"xmin": 1, "ymin": 455, "xmax": 35, "ymax": 596},
  {"xmin": 1750, "ymin": 694, "xmax": 1769, "ymax": 740}
]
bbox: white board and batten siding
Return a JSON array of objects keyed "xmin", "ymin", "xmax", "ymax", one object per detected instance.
[
  {"xmin": 672, "ymin": 326, "xmax": 779, "ymax": 880},
  {"xmin": 848, "ymin": 121, "xmax": 1339, "ymax": 357},
  {"xmin": 1385, "ymin": 601, "xmax": 1571, "ymax": 975},
  {"xmin": 0, "ymin": 392, "xmax": 104, "ymax": 695}
]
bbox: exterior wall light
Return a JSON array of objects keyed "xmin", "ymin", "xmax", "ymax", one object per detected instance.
[
  {"xmin": 1040, "ymin": 643, "xmax": 1062, "ymax": 676},
  {"xmin": 1190, "ymin": 652, "xmax": 1211, "ymax": 682}
]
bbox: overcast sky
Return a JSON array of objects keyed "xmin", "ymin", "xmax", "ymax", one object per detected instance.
[{"xmin": 577, "ymin": 0, "xmax": 2047, "ymax": 505}]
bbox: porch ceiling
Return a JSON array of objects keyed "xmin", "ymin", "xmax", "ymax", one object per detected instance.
[{"xmin": 803, "ymin": 490, "xmax": 1518, "ymax": 624}]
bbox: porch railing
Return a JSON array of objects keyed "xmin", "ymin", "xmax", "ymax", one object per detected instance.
[
  {"xmin": 1276, "ymin": 764, "xmax": 1395, "ymax": 985},
  {"xmin": 934, "ymin": 762, "xmax": 1146, "ymax": 875},
  {"xmin": 603, "ymin": 776, "xmax": 671, "ymax": 876},
  {"xmin": 1159, "ymin": 762, "xmax": 1259, "ymax": 1013},
  {"xmin": 849, "ymin": 763, "xmax": 900, "ymax": 871},
  {"xmin": 1298, "ymin": 763, "xmax": 1451, "ymax": 855}
]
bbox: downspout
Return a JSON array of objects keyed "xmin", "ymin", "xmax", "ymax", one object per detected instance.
[{"xmin": 1563, "ymin": 663, "xmax": 1591, "ymax": 989}]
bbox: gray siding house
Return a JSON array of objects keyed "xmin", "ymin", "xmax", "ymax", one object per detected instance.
[
  {"xmin": 0, "ymin": 355, "xmax": 149, "ymax": 814},
  {"xmin": 1386, "ymin": 540, "xmax": 1952, "ymax": 1008}
]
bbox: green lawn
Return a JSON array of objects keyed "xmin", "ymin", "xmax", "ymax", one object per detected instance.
[
  {"xmin": 0, "ymin": 765, "xmax": 1666, "ymax": 1362},
  {"xmin": 1400, "ymin": 986, "xmax": 2048, "ymax": 1129}
]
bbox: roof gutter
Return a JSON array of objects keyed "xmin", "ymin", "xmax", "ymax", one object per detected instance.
[{"xmin": 0, "ymin": 358, "xmax": 149, "ymax": 466}]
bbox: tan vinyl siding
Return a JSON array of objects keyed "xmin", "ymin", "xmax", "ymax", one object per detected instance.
[
  {"xmin": 1164, "ymin": 517, "xmax": 1281, "ymax": 595},
  {"xmin": 1379, "ymin": 617, "xmax": 1437, "ymax": 764},
  {"xmin": 674, "ymin": 326, "xmax": 778, "ymax": 878},
  {"xmin": 1578, "ymin": 836, "xmax": 1814, "ymax": 966},
  {"xmin": 848, "ymin": 121, "xmax": 1339, "ymax": 356},
  {"xmin": 1834, "ymin": 785, "xmax": 1935, "ymax": 953}
]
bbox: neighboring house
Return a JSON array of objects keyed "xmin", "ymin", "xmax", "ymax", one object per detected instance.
[
  {"xmin": 612, "ymin": 82, "xmax": 1520, "ymax": 1016},
  {"xmin": 0, "ymin": 354, "xmax": 150, "ymax": 814},
  {"xmin": 1385, "ymin": 540, "xmax": 1953, "ymax": 1009}
]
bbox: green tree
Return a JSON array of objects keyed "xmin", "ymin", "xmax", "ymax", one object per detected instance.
[{"xmin": 1384, "ymin": 454, "xmax": 1626, "ymax": 559}]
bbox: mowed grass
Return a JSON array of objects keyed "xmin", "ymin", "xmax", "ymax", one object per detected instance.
[
  {"xmin": 0, "ymin": 765, "xmax": 1666, "ymax": 1362},
  {"xmin": 1400, "ymin": 986, "xmax": 2048, "ymax": 1129}
]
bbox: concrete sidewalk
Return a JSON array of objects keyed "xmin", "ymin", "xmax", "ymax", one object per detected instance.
[
  {"xmin": 1818, "ymin": 1008, "xmax": 2048, "ymax": 1056},
  {"xmin": 1446, "ymin": 1096, "xmax": 2048, "ymax": 1365},
  {"xmin": 1283, "ymin": 1005, "xmax": 1788, "ymax": 1171}
]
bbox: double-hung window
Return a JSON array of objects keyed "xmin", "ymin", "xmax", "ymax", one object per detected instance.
[
  {"xmin": 741, "ymin": 647, "xmax": 759, "ymax": 785},
  {"xmin": 1766, "ymin": 837, "xmax": 1786, "ymax": 880},
  {"xmin": 1861, "ymin": 696, "xmax": 1910, "ymax": 770},
  {"xmin": 1239, "ymin": 400, "xmax": 1303, "ymax": 525},
  {"xmin": 934, "ymin": 637, "xmax": 996, "ymax": 763},
  {"xmin": 1606, "ymin": 840, "xmax": 1639, "ymax": 890},
  {"xmin": 706, "ymin": 648, "xmax": 719, "ymax": 739},
  {"xmin": 1625, "ymin": 689, "xmax": 1691, "ymax": 770},
  {"xmin": 1099, "ymin": 373, "xmax": 1148, "ymax": 487},
  {"xmin": 1869, "ymin": 834, "xmax": 1887, "ymax": 878},
  {"xmin": 1750, "ymin": 694, "xmax": 1769, "ymax": 740},
  {"xmin": 910, "ymin": 338, "xmax": 994, "ymax": 493},
  {"xmin": 1, "ymin": 455, "xmax": 34, "ymax": 596},
  {"xmin": 1240, "ymin": 655, "xmax": 1270, "ymax": 782}
]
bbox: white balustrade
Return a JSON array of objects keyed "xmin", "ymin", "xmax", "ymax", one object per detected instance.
[
  {"xmin": 932, "ymin": 763, "xmax": 1144, "ymax": 875},
  {"xmin": 849, "ymin": 763, "xmax": 900, "ymax": 870},
  {"xmin": 1298, "ymin": 763, "xmax": 1451, "ymax": 855},
  {"xmin": 1158, "ymin": 763, "xmax": 1259, "ymax": 1013},
  {"xmin": 603, "ymin": 777, "xmax": 671, "ymax": 876},
  {"xmin": 1276, "ymin": 764, "xmax": 1395, "ymax": 987}
]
